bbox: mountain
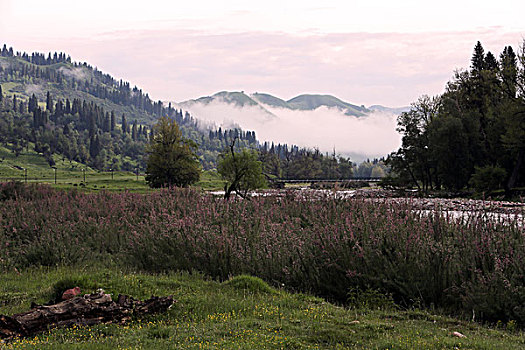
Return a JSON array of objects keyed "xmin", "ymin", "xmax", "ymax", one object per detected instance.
[
  {"xmin": 179, "ymin": 91, "xmax": 277, "ymax": 118},
  {"xmin": 0, "ymin": 53, "xmax": 170, "ymax": 125},
  {"xmin": 0, "ymin": 44, "xmax": 259, "ymax": 172},
  {"xmin": 182, "ymin": 91, "xmax": 259, "ymax": 108},
  {"xmin": 0, "ymin": 44, "xmax": 399, "ymax": 177},
  {"xmin": 251, "ymin": 93, "xmax": 290, "ymax": 108},
  {"xmin": 181, "ymin": 91, "xmax": 400, "ymax": 118},
  {"xmin": 286, "ymin": 94, "xmax": 369, "ymax": 116}
]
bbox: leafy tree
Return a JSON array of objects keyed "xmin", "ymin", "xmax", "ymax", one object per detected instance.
[
  {"xmin": 388, "ymin": 95, "xmax": 439, "ymax": 191},
  {"xmin": 469, "ymin": 165, "xmax": 507, "ymax": 193},
  {"xmin": 218, "ymin": 139, "xmax": 266, "ymax": 199},
  {"xmin": 145, "ymin": 116, "xmax": 200, "ymax": 188}
]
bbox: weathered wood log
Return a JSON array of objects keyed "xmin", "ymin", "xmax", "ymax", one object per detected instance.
[{"xmin": 0, "ymin": 291, "xmax": 174, "ymax": 340}]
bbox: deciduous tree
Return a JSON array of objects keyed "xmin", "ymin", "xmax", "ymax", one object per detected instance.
[
  {"xmin": 145, "ymin": 116, "xmax": 200, "ymax": 188},
  {"xmin": 218, "ymin": 139, "xmax": 266, "ymax": 199}
]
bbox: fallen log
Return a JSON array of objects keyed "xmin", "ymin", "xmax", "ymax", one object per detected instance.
[{"xmin": 0, "ymin": 290, "xmax": 174, "ymax": 340}]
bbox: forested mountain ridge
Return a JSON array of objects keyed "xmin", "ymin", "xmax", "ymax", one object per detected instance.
[
  {"xmin": 0, "ymin": 45, "xmax": 173, "ymax": 124},
  {"xmin": 0, "ymin": 44, "xmax": 259, "ymax": 171},
  {"xmin": 0, "ymin": 44, "xmax": 362, "ymax": 179}
]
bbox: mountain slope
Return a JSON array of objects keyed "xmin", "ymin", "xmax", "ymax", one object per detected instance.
[
  {"xmin": 182, "ymin": 91, "xmax": 259, "ymax": 108},
  {"xmin": 0, "ymin": 45, "xmax": 259, "ymax": 172},
  {"xmin": 181, "ymin": 91, "xmax": 377, "ymax": 117},
  {"xmin": 0, "ymin": 54, "xmax": 167, "ymax": 125},
  {"xmin": 286, "ymin": 94, "xmax": 369, "ymax": 116},
  {"xmin": 251, "ymin": 92, "xmax": 290, "ymax": 108}
]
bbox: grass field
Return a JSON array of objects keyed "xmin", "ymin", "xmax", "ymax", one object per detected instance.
[
  {"xmin": 1, "ymin": 267, "xmax": 524, "ymax": 349},
  {"xmin": 1, "ymin": 154, "xmax": 524, "ymax": 348},
  {"xmin": 0, "ymin": 144, "xmax": 225, "ymax": 192}
]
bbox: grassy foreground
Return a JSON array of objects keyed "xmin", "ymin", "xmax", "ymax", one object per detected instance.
[{"xmin": 1, "ymin": 267, "xmax": 524, "ymax": 349}]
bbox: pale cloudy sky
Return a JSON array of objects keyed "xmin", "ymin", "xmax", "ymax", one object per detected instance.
[{"xmin": 1, "ymin": 0, "xmax": 524, "ymax": 106}]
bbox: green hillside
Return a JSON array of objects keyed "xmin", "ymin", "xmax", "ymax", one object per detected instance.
[
  {"xmin": 0, "ymin": 45, "xmax": 260, "ymax": 172},
  {"xmin": 183, "ymin": 91, "xmax": 260, "ymax": 108},
  {"xmin": 0, "ymin": 44, "xmax": 356, "ymax": 178},
  {"xmin": 287, "ymin": 94, "xmax": 369, "ymax": 116},
  {"xmin": 251, "ymin": 92, "xmax": 290, "ymax": 108},
  {"xmin": 0, "ymin": 56, "xmax": 160, "ymax": 125}
]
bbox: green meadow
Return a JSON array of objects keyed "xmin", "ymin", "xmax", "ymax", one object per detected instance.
[{"xmin": 1, "ymin": 267, "xmax": 524, "ymax": 349}]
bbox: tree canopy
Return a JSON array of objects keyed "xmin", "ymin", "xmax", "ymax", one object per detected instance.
[
  {"xmin": 218, "ymin": 140, "xmax": 266, "ymax": 199},
  {"xmin": 389, "ymin": 40, "xmax": 525, "ymax": 194},
  {"xmin": 145, "ymin": 116, "xmax": 200, "ymax": 188}
]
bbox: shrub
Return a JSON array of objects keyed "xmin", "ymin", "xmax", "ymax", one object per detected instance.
[
  {"xmin": 224, "ymin": 275, "xmax": 276, "ymax": 295},
  {"xmin": 1, "ymin": 184, "xmax": 525, "ymax": 325}
]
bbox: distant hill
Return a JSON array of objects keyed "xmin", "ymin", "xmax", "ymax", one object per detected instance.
[
  {"xmin": 251, "ymin": 93, "xmax": 290, "ymax": 108},
  {"xmin": 188, "ymin": 91, "xmax": 259, "ymax": 108},
  {"xmin": 286, "ymin": 94, "xmax": 369, "ymax": 116},
  {"xmin": 181, "ymin": 91, "xmax": 405, "ymax": 118},
  {"xmin": 180, "ymin": 91, "xmax": 276, "ymax": 118}
]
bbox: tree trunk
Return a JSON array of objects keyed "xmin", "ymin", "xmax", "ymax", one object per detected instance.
[
  {"xmin": 507, "ymin": 149, "xmax": 524, "ymax": 192},
  {"xmin": 0, "ymin": 291, "xmax": 174, "ymax": 340}
]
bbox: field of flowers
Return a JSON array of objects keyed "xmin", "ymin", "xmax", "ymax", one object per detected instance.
[{"xmin": 1, "ymin": 182, "xmax": 525, "ymax": 325}]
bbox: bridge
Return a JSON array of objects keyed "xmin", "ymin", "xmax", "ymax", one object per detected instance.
[
  {"xmin": 269, "ymin": 177, "xmax": 383, "ymax": 188},
  {"xmin": 273, "ymin": 178, "xmax": 382, "ymax": 183}
]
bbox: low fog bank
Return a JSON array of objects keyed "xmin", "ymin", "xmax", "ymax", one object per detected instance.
[
  {"xmin": 58, "ymin": 66, "xmax": 88, "ymax": 81},
  {"xmin": 180, "ymin": 101, "xmax": 401, "ymax": 162}
]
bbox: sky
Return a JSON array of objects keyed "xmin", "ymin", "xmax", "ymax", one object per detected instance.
[{"xmin": 2, "ymin": 0, "xmax": 524, "ymax": 107}]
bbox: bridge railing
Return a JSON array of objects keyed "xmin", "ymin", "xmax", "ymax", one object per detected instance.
[{"xmin": 271, "ymin": 178, "xmax": 383, "ymax": 183}]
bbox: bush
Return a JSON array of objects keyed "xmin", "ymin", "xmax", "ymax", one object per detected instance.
[
  {"xmin": 224, "ymin": 275, "xmax": 276, "ymax": 295},
  {"xmin": 2, "ymin": 184, "xmax": 525, "ymax": 325}
]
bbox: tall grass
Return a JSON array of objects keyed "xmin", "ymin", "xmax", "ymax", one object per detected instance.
[{"xmin": 1, "ymin": 182, "xmax": 524, "ymax": 324}]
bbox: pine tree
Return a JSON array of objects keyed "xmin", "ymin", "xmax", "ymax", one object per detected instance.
[
  {"xmin": 0, "ymin": 85, "xmax": 3, "ymax": 104},
  {"xmin": 471, "ymin": 41, "xmax": 486, "ymax": 74},
  {"xmin": 500, "ymin": 46, "xmax": 517, "ymax": 97},
  {"xmin": 28, "ymin": 94, "xmax": 38, "ymax": 113},
  {"xmin": 484, "ymin": 52, "xmax": 498, "ymax": 71},
  {"xmin": 46, "ymin": 91, "xmax": 53, "ymax": 113},
  {"xmin": 121, "ymin": 114, "xmax": 128, "ymax": 134},
  {"xmin": 132, "ymin": 120, "xmax": 137, "ymax": 141},
  {"xmin": 110, "ymin": 111, "xmax": 116, "ymax": 132}
]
